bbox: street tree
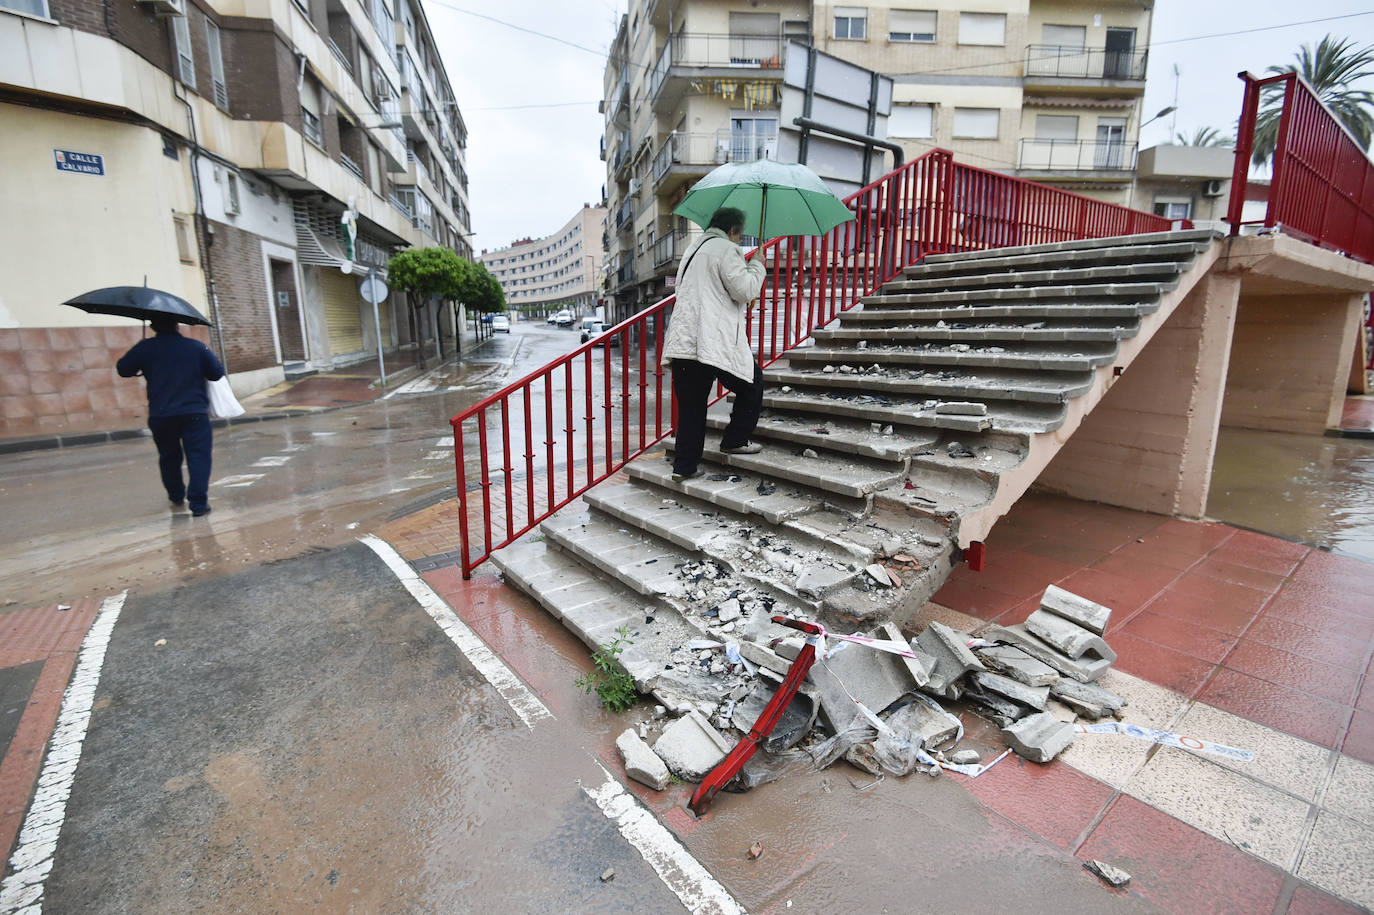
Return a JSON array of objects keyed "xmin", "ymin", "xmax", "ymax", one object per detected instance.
[
  {"xmin": 1251, "ymin": 35, "xmax": 1374, "ymax": 165},
  {"xmin": 388, "ymin": 246, "xmax": 473, "ymax": 365},
  {"xmin": 1174, "ymin": 126, "xmax": 1233, "ymax": 147}
]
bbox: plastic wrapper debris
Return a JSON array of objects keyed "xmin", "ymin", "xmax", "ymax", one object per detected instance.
[
  {"xmin": 808, "ymin": 723, "xmax": 878, "ymax": 770},
  {"xmin": 727, "ymin": 749, "xmax": 814, "ymax": 792}
]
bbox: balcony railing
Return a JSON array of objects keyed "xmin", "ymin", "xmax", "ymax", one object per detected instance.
[
  {"xmin": 406, "ymin": 149, "xmax": 432, "ymax": 186},
  {"xmin": 447, "ymin": 149, "xmax": 1184, "ymax": 577},
  {"xmin": 615, "ymin": 197, "xmax": 633, "ymax": 232},
  {"xmin": 340, "ymin": 151, "xmax": 364, "ymax": 182},
  {"xmin": 651, "ymin": 233, "xmax": 676, "ymax": 267},
  {"xmin": 651, "ymin": 31, "xmax": 786, "ymax": 99},
  {"xmin": 388, "ymin": 191, "xmax": 412, "ymax": 220},
  {"xmin": 653, "ymin": 129, "xmax": 779, "ymax": 182},
  {"xmin": 1018, "ymin": 138, "xmax": 1138, "ymax": 172},
  {"xmin": 1024, "ymin": 44, "xmax": 1148, "ymax": 81}
]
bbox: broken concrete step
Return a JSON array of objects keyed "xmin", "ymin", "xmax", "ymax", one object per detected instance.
[
  {"xmin": 662, "ymin": 434, "xmax": 906, "ymax": 499},
  {"xmin": 808, "ymin": 627, "xmax": 925, "ymax": 731},
  {"xmin": 972, "ymin": 670, "xmax": 1050, "ymax": 710},
  {"xmin": 760, "ymin": 388, "xmax": 992, "ymax": 433},
  {"xmin": 707, "ymin": 400, "xmax": 941, "ymax": 461},
  {"xmin": 886, "ymin": 261, "xmax": 1193, "ymax": 293},
  {"xmin": 1002, "ymin": 711, "xmax": 1076, "ymax": 762},
  {"xmin": 627, "ymin": 457, "xmax": 868, "ymax": 524},
  {"xmin": 884, "ymin": 697, "xmax": 960, "ymax": 749},
  {"xmin": 975, "ymin": 644, "xmax": 1059, "ymax": 687},
  {"xmin": 1050, "ymin": 678, "xmax": 1127, "ymax": 719},
  {"xmin": 902, "ymin": 239, "xmax": 1210, "ymax": 278},
  {"xmin": 654, "ymin": 710, "xmax": 733, "ymax": 781},
  {"xmin": 785, "ymin": 343, "xmax": 1120, "ymax": 374},
  {"xmin": 840, "ymin": 302, "xmax": 1157, "ymax": 323},
  {"xmin": 814, "ymin": 324, "xmax": 1135, "ymax": 345},
  {"xmin": 541, "ymin": 509, "xmax": 697, "ymax": 599},
  {"xmin": 859, "ymin": 280, "xmax": 1175, "ymax": 307},
  {"xmin": 765, "ymin": 365, "xmax": 1093, "ymax": 406},
  {"xmin": 781, "ymin": 506, "xmax": 951, "ymax": 568},
  {"xmin": 914, "ymin": 621, "xmax": 985, "ymax": 699},
  {"xmin": 490, "ymin": 539, "xmax": 696, "ymax": 689},
  {"xmin": 918, "ymin": 228, "xmax": 1219, "ymax": 266},
  {"xmin": 1024, "ymin": 609, "xmax": 1118, "ymax": 664},
  {"xmin": 1040, "ymin": 584, "xmax": 1112, "ymax": 634},
  {"xmin": 617, "ymin": 729, "xmax": 670, "ymax": 791},
  {"xmin": 904, "ymin": 431, "xmax": 1028, "ymax": 480},
  {"xmin": 984, "ymin": 623, "xmax": 1112, "ymax": 683}
]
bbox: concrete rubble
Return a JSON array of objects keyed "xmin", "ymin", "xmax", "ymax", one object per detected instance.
[{"xmin": 616, "ymin": 729, "xmax": 671, "ymax": 791}]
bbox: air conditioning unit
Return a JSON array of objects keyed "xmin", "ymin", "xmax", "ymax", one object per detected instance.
[
  {"xmin": 141, "ymin": 0, "xmax": 185, "ymax": 15},
  {"xmin": 1201, "ymin": 179, "xmax": 1225, "ymax": 197},
  {"xmin": 628, "ymin": 177, "xmax": 641, "ymax": 196}
]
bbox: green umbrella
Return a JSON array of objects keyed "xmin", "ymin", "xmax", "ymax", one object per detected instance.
[{"xmin": 673, "ymin": 159, "xmax": 854, "ymax": 240}]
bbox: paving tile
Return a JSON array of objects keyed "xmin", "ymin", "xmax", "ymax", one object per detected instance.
[
  {"xmin": 1111, "ymin": 631, "xmax": 1218, "ymax": 696},
  {"xmin": 1059, "ymin": 668, "xmax": 1191, "ymax": 789},
  {"xmin": 1189, "ymin": 557, "xmax": 1289, "ymax": 594},
  {"xmin": 1271, "ymin": 578, "xmax": 1374, "ymax": 619},
  {"xmin": 1144, "ymin": 587, "xmax": 1264, "ymax": 636},
  {"xmin": 1360, "ymin": 664, "xmax": 1374, "ymax": 712},
  {"xmin": 1106, "ymin": 538, "xmax": 1205, "ymax": 572},
  {"xmin": 1323, "ymin": 754, "xmax": 1374, "ymax": 828},
  {"xmin": 1119, "ymin": 609, "xmax": 1239, "ymax": 663},
  {"xmin": 1175, "ymin": 702, "xmax": 1329, "ymax": 803},
  {"xmin": 1165, "ymin": 571, "xmax": 1275, "ymax": 617},
  {"xmin": 1054, "ymin": 568, "xmax": 1169, "ymax": 618},
  {"xmin": 1089, "ymin": 554, "xmax": 1183, "ymax": 594},
  {"xmin": 1344, "ymin": 710, "xmax": 1374, "ymax": 767},
  {"xmin": 989, "ymin": 595, "xmax": 1039, "ymax": 627},
  {"xmin": 1149, "ymin": 517, "xmax": 1237, "ymax": 554},
  {"xmin": 1126, "ymin": 746, "xmax": 1311, "ymax": 870},
  {"xmin": 1243, "ymin": 614, "xmax": 1371, "ymax": 673},
  {"xmin": 1262, "ymin": 594, "xmax": 1374, "ymax": 642},
  {"xmin": 961, "ymin": 752, "xmax": 1115, "ymax": 850},
  {"xmin": 1208, "ymin": 542, "xmax": 1306, "ymax": 578},
  {"xmin": 1214, "ymin": 528, "xmax": 1311, "ymax": 564},
  {"xmin": 1014, "ymin": 535, "xmax": 1113, "ymax": 568},
  {"xmin": 971, "ymin": 547, "xmax": 1082, "ymax": 598},
  {"xmin": 1288, "ymin": 549, "xmax": 1374, "ymax": 588},
  {"xmin": 1296, "ymin": 811, "xmax": 1374, "ymax": 911},
  {"xmin": 1225, "ymin": 640, "xmax": 1363, "ymax": 705},
  {"xmin": 1285, "ymin": 881, "xmax": 1368, "ymax": 915},
  {"xmin": 1198, "ymin": 667, "xmax": 1350, "ymax": 750},
  {"xmin": 1077, "ymin": 794, "xmax": 1286, "ymax": 914},
  {"xmin": 931, "ymin": 577, "xmax": 1027, "ymax": 621}
]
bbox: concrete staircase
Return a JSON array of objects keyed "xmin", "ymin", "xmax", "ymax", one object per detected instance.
[{"xmin": 491, "ymin": 229, "xmax": 1222, "ymax": 689}]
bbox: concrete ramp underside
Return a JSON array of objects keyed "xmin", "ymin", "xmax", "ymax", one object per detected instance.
[{"xmin": 491, "ymin": 229, "xmax": 1225, "ymax": 690}]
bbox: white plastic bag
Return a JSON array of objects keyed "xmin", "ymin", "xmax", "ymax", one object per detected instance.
[{"xmin": 207, "ymin": 376, "xmax": 245, "ymax": 419}]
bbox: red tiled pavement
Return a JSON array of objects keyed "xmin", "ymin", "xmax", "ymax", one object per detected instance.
[
  {"xmin": 1119, "ymin": 609, "xmax": 1240, "ymax": 664},
  {"xmin": 1196, "ymin": 667, "xmax": 1351, "ymax": 750},
  {"xmin": 1076, "ymin": 795, "xmax": 1287, "ymax": 914},
  {"xmin": 1110, "ymin": 631, "xmax": 1219, "ymax": 696},
  {"xmin": 1285, "ymin": 882, "xmax": 1370, "ymax": 915},
  {"xmin": 1343, "ymin": 709, "xmax": 1374, "ymax": 766},
  {"xmin": 961, "ymin": 752, "xmax": 1115, "ymax": 850},
  {"xmin": 1222, "ymin": 640, "xmax": 1364, "ymax": 706},
  {"xmin": 1339, "ymin": 394, "xmax": 1374, "ymax": 432}
]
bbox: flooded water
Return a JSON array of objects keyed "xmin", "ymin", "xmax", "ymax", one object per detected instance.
[{"xmin": 1208, "ymin": 427, "xmax": 1374, "ymax": 562}]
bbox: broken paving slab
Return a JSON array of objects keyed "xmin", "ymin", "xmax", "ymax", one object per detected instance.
[
  {"xmin": 1024, "ymin": 609, "xmax": 1117, "ymax": 663},
  {"xmin": 809, "ymin": 630, "xmax": 923, "ymax": 732},
  {"xmin": 972, "ymin": 670, "xmax": 1049, "ymax": 710},
  {"xmin": 883, "ymin": 697, "xmax": 960, "ymax": 750},
  {"xmin": 1002, "ymin": 711, "xmax": 1076, "ymax": 763},
  {"xmin": 1050, "ymin": 678, "xmax": 1127, "ymax": 720},
  {"xmin": 653, "ymin": 710, "xmax": 733, "ymax": 781},
  {"xmin": 983, "ymin": 624, "xmax": 1111, "ymax": 683},
  {"xmin": 879, "ymin": 621, "xmax": 932, "ymax": 687},
  {"xmin": 975, "ymin": 644, "xmax": 1059, "ymax": 687},
  {"xmin": 1040, "ymin": 584, "xmax": 1111, "ymax": 635},
  {"xmin": 616, "ymin": 729, "xmax": 671, "ymax": 791},
  {"xmin": 730, "ymin": 682, "xmax": 820, "ymax": 752},
  {"xmin": 913, "ymin": 621, "xmax": 984, "ymax": 699}
]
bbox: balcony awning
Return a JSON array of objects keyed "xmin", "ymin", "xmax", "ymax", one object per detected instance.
[{"xmin": 1022, "ymin": 96, "xmax": 1136, "ymax": 110}]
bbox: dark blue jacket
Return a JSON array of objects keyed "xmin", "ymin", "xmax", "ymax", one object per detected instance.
[{"xmin": 116, "ymin": 330, "xmax": 225, "ymax": 418}]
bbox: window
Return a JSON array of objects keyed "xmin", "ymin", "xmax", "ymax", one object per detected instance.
[
  {"xmin": 205, "ymin": 19, "xmax": 229, "ymax": 110},
  {"xmin": 225, "ymin": 172, "xmax": 241, "ymax": 215},
  {"xmin": 173, "ymin": 14, "xmax": 196, "ymax": 89},
  {"xmin": 730, "ymin": 113, "xmax": 778, "ymax": 161},
  {"xmin": 1152, "ymin": 198, "xmax": 1192, "ymax": 220},
  {"xmin": 1041, "ymin": 24, "xmax": 1086, "ymax": 51},
  {"xmin": 957, "ymin": 12, "xmax": 1005, "ymax": 46},
  {"xmin": 300, "ymin": 76, "xmax": 324, "ymax": 146},
  {"xmin": 833, "ymin": 6, "xmax": 867, "ymax": 40},
  {"xmin": 889, "ymin": 9, "xmax": 935, "ymax": 42},
  {"xmin": 1095, "ymin": 117, "xmax": 1128, "ymax": 168},
  {"xmin": 1034, "ymin": 114, "xmax": 1078, "ymax": 141},
  {"xmin": 952, "ymin": 107, "xmax": 998, "ymax": 139},
  {"xmin": 370, "ymin": 0, "xmax": 394, "ymax": 49},
  {"xmin": 173, "ymin": 215, "xmax": 196, "ymax": 264},
  {"xmin": 1, "ymin": 0, "xmax": 50, "ymax": 16},
  {"xmin": 889, "ymin": 103, "xmax": 933, "ymax": 138},
  {"xmin": 728, "ymin": 12, "xmax": 778, "ymax": 65}
]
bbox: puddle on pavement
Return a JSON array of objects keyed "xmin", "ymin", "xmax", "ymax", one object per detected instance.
[{"xmin": 1208, "ymin": 426, "xmax": 1374, "ymax": 561}]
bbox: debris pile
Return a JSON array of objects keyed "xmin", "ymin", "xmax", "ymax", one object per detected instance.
[{"xmin": 612, "ymin": 584, "xmax": 1129, "ymax": 798}]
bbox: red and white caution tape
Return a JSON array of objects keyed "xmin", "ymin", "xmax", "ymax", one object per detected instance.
[{"xmin": 1075, "ymin": 721, "xmax": 1254, "ymax": 762}]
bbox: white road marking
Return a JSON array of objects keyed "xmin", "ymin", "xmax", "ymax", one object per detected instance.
[
  {"xmin": 423, "ymin": 451, "xmax": 450, "ymax": 461},
  {"xmin": 216, "ymin": 474, "xmax": 265, "ymax": 487},
  {"xmin": 434, "ymin": 437, "xmax": 452, "ymax": 447},
  {"xmin": 582, "ymin": 764, "xmax": 746, "ymax": 915},
  {"xmin": 252, "ymin": 455, "xmax": 292, "ymax": 467},
  {"xmin": 311, "ymin": 431, "xmax": 337, "ymax": 436},
  {"xmin": 359, "ymin": 535, "xmax": 552, "ymax": 728},
  {"xmin": 0, "ymin": 591, "xmax": 127, "ymax": 915}
]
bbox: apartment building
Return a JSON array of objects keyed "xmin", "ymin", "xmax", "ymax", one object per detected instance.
[
  {"xmin": 600, "ymin": 0, "xmax": 1152, "ymax": 321},
  {"xmin": 480, "ymin": 205, "xmax": 606, "ymax": 319},
  {"xmin": 0, "ymin": 0, "xmax": 472, "ymax": 438}
]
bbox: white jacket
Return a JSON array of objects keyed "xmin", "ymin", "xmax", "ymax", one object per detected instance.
[{"xmin": 663, "ymin": 228, "xmax": 767, "ymax": 382}]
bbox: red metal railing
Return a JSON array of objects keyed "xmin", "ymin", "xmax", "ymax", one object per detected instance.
[
  {"xmin": 1229, "ymin": 71, "xmax": 1374, "ymax": 267},
  {"xmin": 449, "ymin": 149, "xmax": 1181, "ymax": 576}
]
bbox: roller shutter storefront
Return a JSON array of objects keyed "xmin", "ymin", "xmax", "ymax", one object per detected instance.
[{"xmin": 319, "ymin": 269, "xmax": 364, "ymax": 357}]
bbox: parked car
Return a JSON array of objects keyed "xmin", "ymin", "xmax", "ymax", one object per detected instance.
[
  {"xmin": 580, "ymin": 319, "xmax": 619, "ymax": 347},
  {"xmin": 547, "ymin": 309, "xmax": 574, "ymax": 327},
  {"xmin": 490, "ymin": 314, "xmax": 510, "ymax": 333}
]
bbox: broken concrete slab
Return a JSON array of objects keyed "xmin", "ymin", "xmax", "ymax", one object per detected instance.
[
  {"xmin": 795, "ymin": 565, "xmax": 854, "ymax": 598},
  {"xmin": 976, "ymin": 644, "xmax": 1059, "ymax": 687},
  {"xmin": 809, "ymin": 633, "xmax": 922, "ymax": 731},
  {"xmin": 730, "ymin": 683, "xmax": 820, "ymax": 752},
  {"xmin": 616, "ymin": 729, "xmax": 671, "ymax": 791},
  {"xmin": 972, "ymin": 670, "xmax": 1050, "ymax": 710},
  {"xmin": 913, "ymin": 621, "xmax": 985, "ymax": 698},
  {"xmin": 1002, "ymin": 711, "xmax": 1076, "ymax": 762},
  {"xmin": 963, "ymin": 683, "xmax": 1031, "ymax": 721},
  {"xmin": 879, "ymin": 621, "xmax": 932, "ymax": 687},
  {"xmin": 1084, "ymin": 859, "xmax": 1131, "ymax": 887},
  {"xmin": 1040, "ymin": 584, "xmax": 1112, "ymax": 635},
  {"xmin": 653, "ymin": 710, "xmax": 733, "ymax": 781},
  {"xmin": 934, "ymin": 401, "xmax": 988, "ymax": 416},
  {"xmin": 1050, "ymin": 677, "xmax": 1127, "ymax": 720},
  {"xmin": 1025, "ymin": 609, "xmax": 1118, "ymax": 663},
  {"xmin": 883, "ymin": 697, "xmax": 960, "ymax": 749},
  {"xmin": 737, "ymin": 639, "xmax": 793, "ymax": 676},
  {"xmin": 984, "ymin": 624, "xmax": 1111, "ymax": 682},
  {"xmin": 948, "ymin": 749, "xmax": 981, "ymax": 766}
]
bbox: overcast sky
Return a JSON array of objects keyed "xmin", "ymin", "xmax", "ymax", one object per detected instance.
[{"xmin": 420, "ymin": 0, "xmax": 1374, "ymax": 252}]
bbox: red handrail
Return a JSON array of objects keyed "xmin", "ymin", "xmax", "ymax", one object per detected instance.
[
  {"xmin": 1230, "ymin": 71, "xmax": 1374, "ymax": 267},
  {"xmin": 448, "ymin": 149, "xmax": 1182, "ymax": 577}
]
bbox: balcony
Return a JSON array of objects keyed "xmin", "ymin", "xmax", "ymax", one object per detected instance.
[
  {"xmin": 615, "ymin": 197, "xmax": 634, "ymax": 233},
  {"xmin": 652, "ymin": 129, "xmax": 778, "ymax": 195},
  {"xmin": 1024, "ymin": 44, "xmax": 1148, "ymax": 91},
  {"xmin": 340, "ymin": 151, "xmax": 365, "ymax": 182},
  {"xmin": 652, "ymin": 232, "xmax": 676, "ymax": 268},
  {"xmin": 651, "ymin": 32, "xmax": 786, "ymax": 111},
  {"xmin": 1017, "ymin": 139, "xmax": 1138, "ymax": 178}
]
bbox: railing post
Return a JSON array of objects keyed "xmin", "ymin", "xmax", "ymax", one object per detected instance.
[{"xmin": 1266, "ymin": 73, "xmax": 1298, "ymax": 231}]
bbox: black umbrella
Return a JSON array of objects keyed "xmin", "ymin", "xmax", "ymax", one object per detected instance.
[{"xmin": 62, "ymin": 285, "xmax": 212, "ymax": 326}]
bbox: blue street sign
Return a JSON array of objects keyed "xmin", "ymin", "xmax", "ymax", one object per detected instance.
[{"xmin": 53, "ymin": 149, "xmax": 104, "ymax": 175}]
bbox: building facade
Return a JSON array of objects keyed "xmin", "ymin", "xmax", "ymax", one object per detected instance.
[
  {"xmin": 0, "ymin": 0, "xmax": 472, "ymax": 438},
  {"xmin": 600, "ymin": 0, "xmax": 1153, "ymax": 322},
  {"xmin": 480, "ymin": 205, "xmax": 606, "ymax": 319}
]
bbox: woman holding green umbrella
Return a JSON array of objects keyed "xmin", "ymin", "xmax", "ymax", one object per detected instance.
[{"xmin": 662, "ymin": 206, "xmax": 767, "ymax": 482}]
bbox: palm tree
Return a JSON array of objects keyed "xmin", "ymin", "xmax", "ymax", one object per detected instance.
[
  {"xmin": 1250, "ymin": 35, "xmax": 1374, "ymax": 165},
  {"xmin": 1174, "ymin": 126, "xmax": 1233, "ymax": 147}
]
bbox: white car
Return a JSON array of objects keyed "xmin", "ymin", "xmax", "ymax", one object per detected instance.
[
  {"xmin": 547, "ymin": 309, "xmax": 575, "ymax": 327},
  {"xmin": 490, "ymin": 314, "xmax": 510, "ymax": 333}
]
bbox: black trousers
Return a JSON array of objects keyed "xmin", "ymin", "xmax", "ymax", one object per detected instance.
[
  {"xmin": 148, "ymin": 413, "xmax": 213, "ymax": 511},
  {"xmin": 670, "ymin": 359, "xmax": 763, "ymax": 475}
]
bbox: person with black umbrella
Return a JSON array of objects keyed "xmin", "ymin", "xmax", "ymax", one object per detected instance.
[{"xmin": 116, "ymin": 315, "xmax": 226, "ymax": 516}]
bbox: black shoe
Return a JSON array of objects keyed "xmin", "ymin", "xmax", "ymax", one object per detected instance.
[
  {"xmin": 191, "ymin": 506, "xmax": 212, "ymax": 517},
  {"xmin": 671, "ymin": 470, "xmax": 703, "ymax": 483},
  {"xmin": 169, "ymin": 499, "xmax": 185, "ymax": 509},
  {"xmin": 721, "ymin": 441, "xmax": 763, "ymax": 455}
]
